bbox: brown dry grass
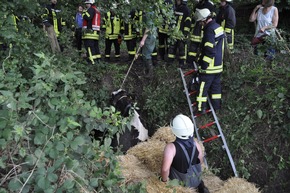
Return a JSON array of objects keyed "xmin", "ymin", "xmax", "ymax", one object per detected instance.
[{"xmin": 117, "ymin": 126, "xmax": 261, "ymax": 193}]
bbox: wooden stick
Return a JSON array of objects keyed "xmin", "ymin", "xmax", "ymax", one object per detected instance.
[{"xmin": 275, "ymin": 29, "xmax": 290, "ymax": 54}]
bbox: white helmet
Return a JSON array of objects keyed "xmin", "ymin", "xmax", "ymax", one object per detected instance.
[
  {"xmin": 85, "ymin": 0, "xmax": 95, "ymax": 4},
  {"xmin": 195, "ymin": 8, "xmax": 211, "ymax": 21},
  {"xmin": 171, "ymin": 114, "xmax": 194, "ymax": 139}
]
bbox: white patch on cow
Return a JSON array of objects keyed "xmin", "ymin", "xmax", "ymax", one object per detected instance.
[{"xmin": 130, "ymin": 110, "xmax": 148, "ymax": 141}]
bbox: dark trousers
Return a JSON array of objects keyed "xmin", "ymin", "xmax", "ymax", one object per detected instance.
[
  {"xmin": 105, "ymin": 38, "xmax": 120, "ymax": 59},
  {"xmin": 158, "ymin": 32, "xmax": 169, "ymax": 60},
  {"xmin": 197, "ymin": 73, "xmax": 222, "ymax": 111},
  {"xmin": 168, "ymin": 39, "xmax": 187, "ymax": 66},
  {"xmin": 125, "ymin": 38, "xmax": 137, "ymax": 60},
  {"xmin": 75, "ymin": 28, "xmax": 82, "ymax": 51},
  {"xmin": 84, "ymin": 39, "xmax": 101, "ymax": 64}
]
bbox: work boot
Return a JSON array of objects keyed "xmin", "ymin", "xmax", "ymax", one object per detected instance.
[{"xmin": 144, "ymin": 59, "xmax": 153, "ymax": 78}]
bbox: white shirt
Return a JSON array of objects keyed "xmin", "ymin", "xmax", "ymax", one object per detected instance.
[{"xmin": 255, "ymin": 6, "xmax": 276, "ymax": 38}]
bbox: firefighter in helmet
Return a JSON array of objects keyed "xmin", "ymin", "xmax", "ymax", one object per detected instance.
[
  {"xmin": 195, "ymin": 8, "xmax": 225, "ymax": 113},
  {"xmin": 187, "ymin": 0, "xmax": 216, "ymax": 67},
  {"xmin": 82, "ymin": 0, "xmax": 101, "ymax": 64}
]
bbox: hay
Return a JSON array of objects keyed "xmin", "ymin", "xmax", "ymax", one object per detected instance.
[
  {"xmin": 117, "ymin": 127, "xmax": 261, "ymax": 193},
  {"xmin": 216, "ymin": 177, "xmax": 261, "ymax": 193},
  {"xmin": 150, "ymin": 126, "xmax": 176, "ymax": 143},
  {"xmin": 117, "ymin": 154, "xmax": 154, "ymax": 183},
  {"xmin": 145, "ymin": 176, "xmax": 196, "ymax": 193},
  {"xmin": 202, "ymin": 170, "xmax": 225, "ymax": 192},
  {"xmin": 127, "ymin": 140, "xmax": 166, "ymax": 173}
]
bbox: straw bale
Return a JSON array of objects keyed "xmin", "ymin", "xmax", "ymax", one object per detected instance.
[
  {"xmin": 117, "ymin": 154, "xmax": 154, "ymax": 183},
  {"xmin": 145, "ymin": 176, "xmax": 197, "ymax": 193},
  {"xmin": 117, "ymin": 127, "xmax": 260, "ymax": 193},
  {"xmin": 150, "ymin": 126, "xmax": 176, "ymax": 143},
  {"xmin": 215, "ymin": 177, "xmax": 261, "ymax": 193},
  {"xmin": 127, "ymin": 140, "xmax": 166, "ymax": 173},
  {"xmin": 202, "ymin": 169, "xmax": 225, "ymax": 192}
]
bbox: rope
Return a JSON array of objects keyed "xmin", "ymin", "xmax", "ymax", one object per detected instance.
[{"xmin": 120, "ymin": 46, "xmax": 141, "ymax": 89}]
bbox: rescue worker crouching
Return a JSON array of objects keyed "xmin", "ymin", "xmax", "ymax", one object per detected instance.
[
  {"xmin": 195, "ymin": 8, "xmax": 225, "ymax": 114},
  {"xmin": 82, "ymin": 0, "xmax": 101, "ymax": 64},
  {"xmin": 161, "ymin": 114, "xmax": 209, "ymax": 193}
]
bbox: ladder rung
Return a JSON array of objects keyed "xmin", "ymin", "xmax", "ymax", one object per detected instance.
[
  {"xmin": 183, "ymin": 69, "xmax": 197, "ymax": 76},
  {"xmin": 194, "ymin": 109, "xmax": 211, "ymax": 117},
  {"xmin": 200, "ymin": 121, "xmax": 215, "ymax": 129},
  {"xmin": 189, "ymin": 90, "xmax": 197, "ymax": 96},
  {"xmin": 191, "ymin": 102, "xmax": 197, "ymax": 107},
  {"xmin": 203, "ymin": 135, "xmax": 220, "ymax": 143}
]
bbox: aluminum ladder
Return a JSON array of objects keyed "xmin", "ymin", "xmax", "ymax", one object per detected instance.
[{"xmin": 179, "ymin": 67, "xmax": 238, "ymax": 177}]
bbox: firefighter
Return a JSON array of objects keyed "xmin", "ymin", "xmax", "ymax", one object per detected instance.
[
  {"xmin": 167, "ymin": 0, "xmax": 191, "ymax": 69},
  {"xmin": 123, "ymin": 9, "xmax": 138, "ymax": 62},
  {"xmin": 42, "ymin": 0, "xmax": 66, "ymax": 53},
  {"xmin": 82, "ymin": 0, "xmax": 101, "ymax": 64},
  {"xmin": 187, "ymin": 0, "xmax": 216, "ymax": 68},
  {"xmin": 216, "ymin": 0, "xmax": 236, "ymax": 51},
  {"xmin": 102, "ymin": 3, "xmax": 122, "ymax": 62},
  {"xmin": 195, "ymin": 8, "xmax": 225, "ymax": 113},
  {"xmin": 158, "ymin": 0, "xmax": 174, "ymax": 62}
]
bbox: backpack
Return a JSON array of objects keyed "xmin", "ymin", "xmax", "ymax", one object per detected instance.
[{"xmin": 169, "ymin": 141, "xmax": 202, "ymax": 187}]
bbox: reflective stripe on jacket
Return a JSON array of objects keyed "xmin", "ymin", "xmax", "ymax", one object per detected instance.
[
  {"xmin": 174, "ymin": 4, "xmax": 191, "ymax": 39},
  {"xmin": 199, "ymin": 20, "xmax": 225, "ymax": 74},
  {"xmin": 123, "ymin": 10, "xmax": 137, "ymax": 40},
  {"xmin": 42, "ymin": 4, "xmax": 65, "ymax": 37},
  {"xmin": 82, "ymin": 5, "xmax": 101, "ymax": 31},
  {"xmin": 102, "ymin": 11, "xmax": 121, "ymax": 39}
]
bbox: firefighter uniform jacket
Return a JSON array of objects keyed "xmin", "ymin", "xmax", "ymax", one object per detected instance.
[
  {"xmin": 190, "ymin": 1, "xmax": 216, "ymax": 43},
  {"xmin": 199, "ymin": 20, "xmax": 224, "ymax": 74},
  {"xmin": 123, "ymin": 10, "xmax": 137, "ymax": 41},
  {"xmin": 216, "ymin": 3, "xmax": 236, "ymax": 50},
  {"xmin": 174, "ymin": 4, "xmax": 191, "ymax": 39},
  {"xmin": 82, "ymin": 5, "xmax": 101, "ymax": 40},
  {"xmin": 42, "ymin": 3, "xmax": 65, "ymax": 37},
  {"xmin": 158, "ymin": 0, "xmax": 174, "ymax": 34},
  {"xmin": 102, "ymin": 11, "xmax": 122, "ymax": 40}
]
